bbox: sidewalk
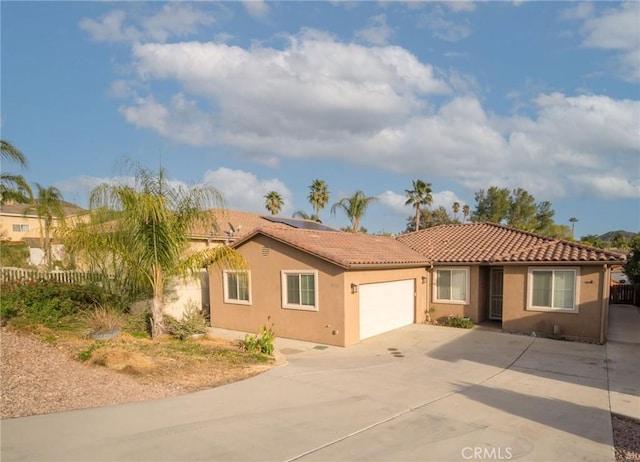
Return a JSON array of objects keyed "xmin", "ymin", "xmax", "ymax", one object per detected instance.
[{"xmin": 607, "ymin": 304, "xmax": 640, "ymax": 420}]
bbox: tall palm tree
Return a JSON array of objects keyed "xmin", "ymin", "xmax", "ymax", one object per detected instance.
[
  {"xmin": 452, "ymin": 201, "xmax": 460, "ymax": 220},
  {"xmin": 462, "ymin": 204, "xmax": 470, "ymax": 223},
  {"xmin": 405, "ymin": 179, "xmax": 432, "ymax": 231},
  {"xmin": 569, "ymin": 217, "xmax": 579, "ymax": 239},
  {"xmin": 1, "ymin": 139, "xmax": 32, "ymax": 205},
  {"xmin": 26, "ymin": 184, "xmax": 65, "ymax": 268},
  {"xmin": 308, "ymin": 179, "xmax": 329, "ymax": 219},
  {"xmin": 264, "ymin": 191, "xmax": 283, "ymax": 216},
  {"xmin": 76, "ymin": 162, "xmax": 243, "ymax": 338},
  {"xmin": 331, "ymin": 190, "xmax": 378, "ymax": 233}
]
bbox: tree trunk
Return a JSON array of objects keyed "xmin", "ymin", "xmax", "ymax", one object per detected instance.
[
  {"xmin": 415, "ymin": 206, "xmax": 420, "ymax": 231},
  {"xmin": 150, "ymin": 266, "xmax": 165, "ymax": 338}
]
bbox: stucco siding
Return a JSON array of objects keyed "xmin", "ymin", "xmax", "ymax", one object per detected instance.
[
  {"xmin": 428, "ymin": 265, "xmax": 482, "ymax": 323},
  {"xmin": 343, "ymin": 267, "xmax": 428, "ymax": 346},
  {"xmin": 502, "ymin": 265, "xmax": 607, "ymax": 340},
  {"xmin": 210, "ymin": 234, "xmax": 346, "ymax": 346}
]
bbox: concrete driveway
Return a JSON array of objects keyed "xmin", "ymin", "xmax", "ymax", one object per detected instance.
[{"xmin": 1, "ymin": 325, "xmax": 616, "ymax": 461}]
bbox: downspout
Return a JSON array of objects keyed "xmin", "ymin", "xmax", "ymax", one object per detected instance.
[{"xmin": 599, "ymin": 264, "xmax": 609, "ymax": 344}]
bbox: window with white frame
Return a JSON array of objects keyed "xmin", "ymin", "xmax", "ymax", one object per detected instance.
[
  {"xmin": 433, "ymin": 267, "xmax": 469, "ymax": 304},
  {"xmin": 528, "ymin": 267, "xmax": 578, "ymax": 312},
  {"xmin": 281, "ymin": 270, "xmax": 318, "ymax": 311},
  {"xmin": 12, "ymin": 224, "xmax": 29, "ymax": 232},
  {"xmin": 223, "ymin": 270, "xmax": 251, "ymax": 305}
]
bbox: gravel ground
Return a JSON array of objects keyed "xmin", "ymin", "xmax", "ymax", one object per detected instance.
[
  {"xmin": 0, "ymin": 329, "xmax": 182, "ymax": 419},
  {"xmin": 613, "ymin": 414, "xmax": 640, "ymax": 462},
  {"xmin": 2, "ymin": 329, "xmax": 639, "ymax": 461}
]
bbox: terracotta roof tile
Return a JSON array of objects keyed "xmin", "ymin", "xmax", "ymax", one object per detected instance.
[
  {"xmin": 0, "ymin": 200, "xmax": 86, "ymax": 218},
  {"xmin": 397, "ymin": 222, "xmax": 625, "ymax": 264},
  {"xmin": 189, "ymin": 209, "xmax": 334, "ymax": 241},
  {"xmin": 235, "ymin": 227, "xmax": 430, "ymax": 269}
]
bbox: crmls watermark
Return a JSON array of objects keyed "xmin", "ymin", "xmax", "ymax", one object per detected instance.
[{"xmin": 461, "ymin": 446, "xmax": 513, "ymax": 460}]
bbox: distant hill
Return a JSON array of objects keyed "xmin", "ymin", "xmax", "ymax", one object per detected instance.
[{"xmin": 599, "ymin": 230, "xmax": 637, "ymax": 242}]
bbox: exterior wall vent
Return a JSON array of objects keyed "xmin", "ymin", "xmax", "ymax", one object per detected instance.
[{"xmin": 261, "ymin": 246, "xmax": 270, "ymax": 257}]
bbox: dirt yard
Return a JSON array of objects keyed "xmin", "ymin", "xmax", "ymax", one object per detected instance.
[{"xmin": 0, "ymin": 328, "xmax": 274, "ymax": 419}]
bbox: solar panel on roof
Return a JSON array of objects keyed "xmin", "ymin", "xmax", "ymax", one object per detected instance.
[{"xmin": 263, "ymin": 216, "xmax": 339, "ymax": 232}]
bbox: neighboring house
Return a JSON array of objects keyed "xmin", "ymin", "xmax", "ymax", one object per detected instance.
[
  {"xmin": 0, "ymin": 200, "xmax": 87, "ymax": 266},
  {"xmin": 397, "ymin": 223, "xmax": 625, "ymax": 343},
  {"xmin": 210, "ymin": 221, "xmax": 625, "ymax": 346},
  {"xmin": 210, "ymin": 227, "xmax": 430, "ymax": 347}
]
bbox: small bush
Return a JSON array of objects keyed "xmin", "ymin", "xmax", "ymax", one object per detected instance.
[
  {"xmin": 441, "ymin": 315, "xmax": 474, "ymax": 329},
  {"xmin": 166, "ymin": 303, "xmax": 209, "ymax": 340},
  {"xmin": 84, "ymin": 305, "xmax": 124, "ymax": 334},
  {"xmin": 241, "ymin": 323, "xmax": 276, "ymax": 355}
]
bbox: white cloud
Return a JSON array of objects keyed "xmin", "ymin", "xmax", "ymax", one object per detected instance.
[
  {"xmin": 79, "ymin": 10, "xmax": 139, "ymax": 43},
  {"xmin": 242, "ymin": 1, "xmax": 270, "ymax": 19},
  {"xmin": 563, "ymin": 2, "xmax": 640, "ymax": 82},
  {"xmin": 114, "ymin": 31, "xmax": 639, "ymax": 201},
  {"xmin": 377, "ymin": 189, "xmax": 466, "ymax": 221},
  {"xmin": 422, "ymin": 13, "xmax": 471, "ymax": 42},
  {"xmin": 79, "ymin": 5, "xmax": 215, "ymax": 44},
  {"xmin": 200, "ymin": 168, "xmax": 293, "ymax": 214},
  {"xmin": 560, "ymin": 3, "xmax": 594, "ymax": 21},
  {"xmin": 443, "ymin": 1, "xmax": 476, "ymax": 13},
  {"xmin": 141, "ymin": 4, "xmax": 215, "ymax": 42},
  {"xmin": 355, "ymin": 14, "xmax": 394, "ymax": 45}
]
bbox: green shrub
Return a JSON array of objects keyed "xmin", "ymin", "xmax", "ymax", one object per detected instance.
[
  {"xmin": 441, "ymin": 315, "xmax": 474, "ymax": 329},
  {"xmin": 0, "ymin": 280, "xmax": 121, "ymax": 329},
  {"xmin": 166, "ymin": 303, "xmax": 209, "ymax": 340},
  {"xmin": 0, "ymin": 241, "xmax": 30, "ymax": 268},
  {"xmin": 241, "ymin": 323, "xmax": 276, "ymax": 355}
]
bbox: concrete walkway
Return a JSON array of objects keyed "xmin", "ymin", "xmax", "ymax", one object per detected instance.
[
  {"xmin": 606, "ymin": 304, "xmax": 640, "ymax": 420},
  {"xmin": 1, "ymin": 325, "xmax": 616, "ymax": 462}
]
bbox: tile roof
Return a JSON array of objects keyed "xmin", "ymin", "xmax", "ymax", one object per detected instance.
[
  {"xmin": 397, "ymin": 222, "xmax": 625, "ymax": 264},
  {"xmin": 189, "ymin": 209, "xmax": 339, "ymax": 242},
  {"xmin": 234, "ymin": 227, "xmax": 431, "ymax": 269},
  {"xmin": 0, "ymin": 201, "xmax": 86, "ymax": 217}
]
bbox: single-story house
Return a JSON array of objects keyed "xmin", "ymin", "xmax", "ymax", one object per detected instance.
[
  {"xmin": 210, "ymin": 221, "xmax": 626, "ymax": 346},
  {"xmin": 209, "ymin": 226, "xmax": 430, "ymax": 346},
  {"xmin": 398, "ymin": 223, "xmax": 625, "ymax": 342}
]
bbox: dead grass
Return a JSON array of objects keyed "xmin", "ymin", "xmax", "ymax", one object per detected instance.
[{"xmin": 19, "ymin": 327, "xmax": 275, "ymax": 393}]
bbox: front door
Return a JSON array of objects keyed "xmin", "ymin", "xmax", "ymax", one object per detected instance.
[{"xmin": 489, "ymin": 268, "xmax": 503, "ymax": 320}]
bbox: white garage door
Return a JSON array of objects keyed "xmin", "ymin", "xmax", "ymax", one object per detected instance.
[{"xmin": 359, "ymin": 279, "xmax": 415, "ymax": 340}]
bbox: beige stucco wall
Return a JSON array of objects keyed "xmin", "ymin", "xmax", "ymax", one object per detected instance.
[
  {"xmin": 343, "ymin": 267, "xmax": 428, "ymax": 346},
  {"xmin": 428, "ymin": 265, "xmax": 483, "ymax": 323},
  {"xmin": 210, "ymin": 235, "xmax": 428, "ymax": 347},
  {"xmin": 210, "ymin": 235, "xmax": 346, "ymax": 346},
  {"xmin": 501, "ymin": 264, "xmax": 609, "ymax": 341},
  {"xmin": 0, "ymin": 215, "xmax": 46, "ymax": 241}
]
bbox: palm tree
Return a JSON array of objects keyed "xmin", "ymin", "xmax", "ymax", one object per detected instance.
[
  {"xmin": 292, "ymin": 210, "xmax": 321, "ymax": 222},
  {"xmin": 308, "ymin": 179, "xmax": 329, "ymax": 220},
  {"xmin": 264, "ymin": 191, "xmax": 283, "ymax": 216},
  {"xmin": 76, "ymin": 162, "xmax": 243, "ymax": 338},
  {"xmin": 1, "ymin": 139, "xmax": 32, "ymax": 205},
  {"xmin": 462, "ymin": 204, "xmax": 470, "ymax": 223},
  {"xmin": 405, "ymin": 179, "xmax": 432, "ymax": 231},
  {"xmin": 452, "ymin": 202, "xmax": 460, "ymax": 221},
  {"xmin": 331, "ymin": 190, "xmax": 378, "ymax": 233},
  {"xmin": 569, "ymin": 217, "xmax": 579, "ymax": 239},
  {"xmin": 25, "ymin": 184, "xmax": 65, "ymax": 268}
]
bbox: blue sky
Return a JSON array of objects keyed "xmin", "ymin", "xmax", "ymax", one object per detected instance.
[{"xmin": 2, "ymin": 1, "xmax": 639, "ymax": 237}]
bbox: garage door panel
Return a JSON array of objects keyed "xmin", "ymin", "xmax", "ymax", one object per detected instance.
[{"xmin": 359, "ymin": 279, "xmax": 415, "ymax": 340}]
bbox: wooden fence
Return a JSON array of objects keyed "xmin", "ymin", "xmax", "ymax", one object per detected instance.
[
  {"xmin": 0, "ymin": 267, "xmax": 103, "ymax": 285},
  {"xmin": 610, "ymin": 284, "xmax": 639, "ymax": 306}
]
